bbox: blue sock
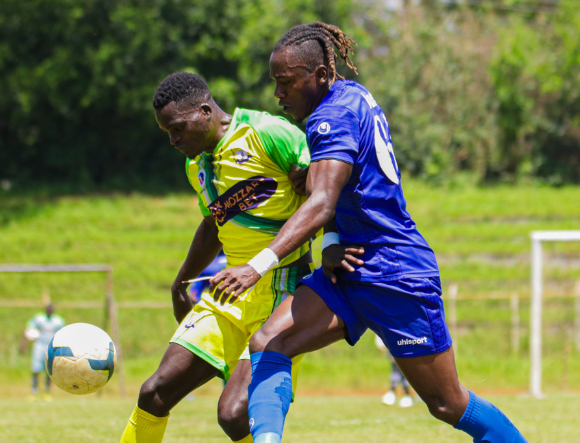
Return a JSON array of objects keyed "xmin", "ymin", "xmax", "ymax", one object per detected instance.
[
  {"xmin": 248, "ymin": 351, "xmax": 293, "ymax": 442},
  {"xmin": 455, "ymin": 391, "xmax": 527, "ymax": 443}
]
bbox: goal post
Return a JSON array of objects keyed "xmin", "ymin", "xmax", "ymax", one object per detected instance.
[
  {"xmin": 0, "ymin": 264, "xmax": 126, "ymax": 397},
  {"xmin": 530, "ymin": 231, "xmax": 580, "ymax": 398}
]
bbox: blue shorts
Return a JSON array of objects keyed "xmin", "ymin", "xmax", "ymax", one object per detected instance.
[{"xmin": 298, "ymin": 268, "xmax": 452, "ymax": 358}]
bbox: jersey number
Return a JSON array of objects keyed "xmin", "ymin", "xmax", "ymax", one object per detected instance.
[{"xmin": 374, "ymin": 114, "xmax": 399, "ymax": 184}]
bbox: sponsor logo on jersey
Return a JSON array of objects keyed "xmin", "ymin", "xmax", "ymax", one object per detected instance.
[
  {"xmin": 233, "ymin": 149, "xmax": 252, "ymax": 165},
  {"xmin": 208, "ymin": 176, "xmax": 278, "ymax": 226},
  {"xmin": 397, "ymin": 337, "xmax": 428, "ymax": 346},
  {"xmin": 198, "ymin": 170, "xmax": 206, "ymax": 187},
  {"xmin": 318, "ymin": 122, "xmax": 331, "ymax": 134}
]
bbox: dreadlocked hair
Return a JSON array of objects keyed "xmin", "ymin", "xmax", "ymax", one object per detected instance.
[
  {"xmin": 152, "ymin": 72, "xmax": 211, "ymax": 110},
  {"xmin": 273, "ymin": 22, "xmax": 358, "ymax": 83}
]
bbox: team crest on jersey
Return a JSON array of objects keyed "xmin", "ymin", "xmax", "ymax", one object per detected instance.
[
  {"xmin": 318, "ymin": 122, "xmax": 331, "ymax": 134},
  {"xmin": 233, "ymin": 149, "xmax": 252, "ymax": 165},
  {"xmin": 208, "ymin": 176, "xmax": 277, "ymax": 226},
  {"xmin": 198, "ymin": 170, "xmax": 206, "ymax": 187}
]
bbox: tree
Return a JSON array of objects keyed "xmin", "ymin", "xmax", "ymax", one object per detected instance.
[{"xmin": 0, "ymin": 0, "xmax": 359, "ymax": 191}]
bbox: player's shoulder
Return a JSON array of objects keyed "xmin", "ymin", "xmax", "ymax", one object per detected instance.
[
  {"xmin": 313, "ymin": 80, "xmax": 372, "ymax": 115},
  {"xmin": 30, "ymin": 313, "xmax": 44, "ymax": 322},
  {"xmin": 235, "ymin": 108, "xmax": 301, "ymax": 136},
  {"xmin": 235, "ymin": 108, "xmax": 308, "ymax": 169},
  {"xmin": 307, "ymin": 81, "xmax": 371, "ymax": 131}
]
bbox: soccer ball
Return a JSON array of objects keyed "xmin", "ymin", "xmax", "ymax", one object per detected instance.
[{"xmin": 45, "ymin": 323, "xmax": 116, "ymax": 395}]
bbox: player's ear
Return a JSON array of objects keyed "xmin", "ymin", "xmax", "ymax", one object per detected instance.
[
  {"xmin": 200, "ymin": 103, "xmax": 213, "ymax": 121},
  {"xmin": 315, "ymin": 65, "xmax": 329, "ymax": 86}
]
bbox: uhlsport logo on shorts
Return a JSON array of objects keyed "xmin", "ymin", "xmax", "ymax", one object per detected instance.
[
  {"xmin": 318, "ymin": 122, "xmax": 331, "ymax": 134},
  {"xmin": 397, "ymin": 337, "xmax": 428, "ymax": 346}
]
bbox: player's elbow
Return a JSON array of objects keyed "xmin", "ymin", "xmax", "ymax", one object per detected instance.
[
  {"xmin": 309, "ymin": 195, "xmax": 336, "ymax": 226},
  {"xmin": 319, "ymin": 205, "xmax": 335, "ymax": 223}
]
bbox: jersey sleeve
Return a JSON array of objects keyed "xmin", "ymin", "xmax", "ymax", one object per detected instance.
[
  {"xmin": 56, "ymin": 316, "xmax": 65, "ymax": 330},
  {"xmin": 307, "ymin": 105, "xmax": 360, "ymax": 164},
  {"xmin": 184, "ymin": 157, "xmax": 212, "ymax": 217},
  {"xmin": 197, "ymin": 194, "xmax": 211, "ymax": 217},
  {"xmin": 27, "ymin": 315, "xmax": 40, "ymax": 330},
  {"xmin": 255, "ymin": 118, "xmax": 310, "ymax": 173}
]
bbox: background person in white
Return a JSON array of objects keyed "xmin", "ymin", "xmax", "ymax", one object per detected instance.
[
  {"xmin": 20, "ymin": 303, "xmax": 65, "ymax": 400},
  {"xmin": 375, "ymin": 334, "xmax": 413, "ymax": 407}
]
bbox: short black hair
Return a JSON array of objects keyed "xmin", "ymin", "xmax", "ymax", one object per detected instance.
[
  {"xmin": 152, "ymin": 72, "xmax": 212, "ymax": 111},
  {"xmin": 273, "ymin": 22, "xmax": 358, "ymax": 83}
]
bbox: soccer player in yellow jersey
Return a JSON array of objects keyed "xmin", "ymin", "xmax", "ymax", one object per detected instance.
[{"xmin": 119, "ymin": 72, "xmax": 312, "ymax": 443}]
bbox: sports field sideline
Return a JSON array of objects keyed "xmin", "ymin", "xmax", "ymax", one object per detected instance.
[{"xmin": 0, "ymin": 393, "xmax": 577, "ymax": 442}]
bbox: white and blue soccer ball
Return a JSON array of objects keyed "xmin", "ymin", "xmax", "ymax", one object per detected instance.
[{"xmin": 45, "ymin": 323, "xmax": 116, "ymax": 395}]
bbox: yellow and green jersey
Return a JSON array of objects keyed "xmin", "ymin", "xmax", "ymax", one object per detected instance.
[{"xmin": 187, "ymin": 108, "xmax": 310, "ymax": 268}]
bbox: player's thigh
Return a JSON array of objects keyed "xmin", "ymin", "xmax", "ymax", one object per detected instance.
[
  {"xmin": 171, "ymin": 308, "xmax": 248, "ymax": 381},
  {"xmin": 31, "ymin": 346, "xmax": 46, "ymax": 372},
  {"xmin": 251, "ymin": 284, "xmax": 346, "ymax": 358},
  {"xmin": 394, "ymin": 346, "xmax": 468, "ymax": 408},
  {"xmin": 143, "ymin": 343, "xmax": 219, "ymax": 398}
]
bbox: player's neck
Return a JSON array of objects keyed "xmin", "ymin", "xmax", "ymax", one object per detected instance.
[
  {"xmin": 306, "ymin": 83, "xmax": 332, "ymax": 122},
  {"xmin": 206, "ymin": 105, "xmax": 233, "ymax": 153}
]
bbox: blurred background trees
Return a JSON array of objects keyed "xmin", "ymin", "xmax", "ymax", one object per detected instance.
[{"xmin": 0, "ymin": 0, "xmax": 578, "ymax": 191}]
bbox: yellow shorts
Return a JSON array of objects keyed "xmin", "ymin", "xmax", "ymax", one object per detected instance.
[{"xmin": 171, "ymin": 264, "xmax": 313, "ymax": 383}]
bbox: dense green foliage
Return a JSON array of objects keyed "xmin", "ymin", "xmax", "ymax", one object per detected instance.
[
  {"xmin": 0, "ymin": 1, "xmax": 579, "ymax": 190},
  {"xmin": 361, "ymin": 3, "xmax": 580, "ymax": 183},
  {"xmin": 0, "ymin": 0, "xmax": 358, "ymax": 191},
  {"xmin": 491, "ymin": 3, "xmax": 580, "ymax": 184}
]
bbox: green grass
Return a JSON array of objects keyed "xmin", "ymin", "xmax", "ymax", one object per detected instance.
[
  {"xmin": 0, "ymin": 394, "xmax": 577, "ymax": 442},
  {"xmin": 1, "ymin": 180, "xmax": 580, "ymax": 394}
]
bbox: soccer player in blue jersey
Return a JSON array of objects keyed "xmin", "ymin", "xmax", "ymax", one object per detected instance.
[{"xmin": 210, "ymin": 22, "xmax": 527, "ymax": 443}]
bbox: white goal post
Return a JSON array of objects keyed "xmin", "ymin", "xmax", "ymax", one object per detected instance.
[{"xmin": 530, "ymin": 231, "xmax": 580, "ymax": 398}]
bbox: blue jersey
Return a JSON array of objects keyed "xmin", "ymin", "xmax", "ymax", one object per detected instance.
[
  {"xmin": 188, "ymin": 251, "xmax": 228, "ymax": 303},
  {"xmin": 306, "ymin": 80, "xmax": 439, "ymax": 282}
]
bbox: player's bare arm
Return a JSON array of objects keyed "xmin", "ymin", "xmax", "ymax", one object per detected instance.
[
  {"xmin": 210, "ymin": 158, "xmax": 352, "ymax": 303},
  {"xmin": 172, "ymin": 215, "xmax": 222, "ymax": 323}
]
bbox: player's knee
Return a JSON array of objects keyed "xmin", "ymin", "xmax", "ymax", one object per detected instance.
[
  {"xmin": 217, "ymin": 397, "xmax": 248, "ymax": 437},
  {"xmin": 138, "ymin": 377, "xmax": 158, "ymax": 404},
  {"xmin": 250, "ymin": 327, "xmax": 293, "ymax": 356},
  {"xmin": 138, "ymin": 374, "xmax": 168, "ymax": 414},
  {"xmin": 424, "ymin": 396, "xmax": 463, "ymax": 425},
  {"xmin": 249, "ymin": 328, "xmax": 271, "ymax": 354}
]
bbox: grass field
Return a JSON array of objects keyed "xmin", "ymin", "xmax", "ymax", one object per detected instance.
[
  {"xmin": 1, "ymin": 393, "xmax": 578, "ymax": 442},
  {"xmin": 1, "ymin": 180, "xmax": 580, "ymax": 429}
]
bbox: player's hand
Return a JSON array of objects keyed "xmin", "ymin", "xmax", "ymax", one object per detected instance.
[
  {"xmin": 171, "ymin": 278, "xmax": 193, "ymax": 324},
  {"xmin": 210, "ymin": 264, "xmax": 261, "ymax": 305},
  {"xmin": 288, "ymin": 164, "xmax": 309, "ymax": 196},
  {"xmin": 171, "ymin": 278, "xmax": 190, "ymax": 304},
  {"xmin": 321, "ymin": 245, "xmax": 365, "ymax": 284},
  {"xmin": 171, "ymin": 279, "xmax": 187, "ymax": 298}
]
